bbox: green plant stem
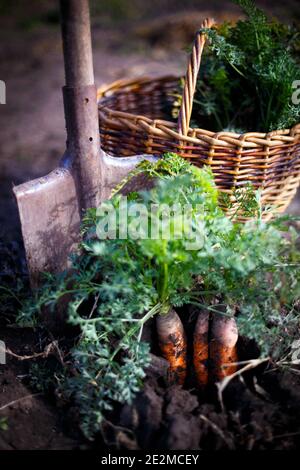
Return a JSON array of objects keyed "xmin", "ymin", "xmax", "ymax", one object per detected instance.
[
  {"xmin": 95, "ymin": 303, "xmax": 162, "ymax": 379},
  {"xmin": 265, "ymin": 84, "xmax": 275, "ymax": 131},
  {"xmin": 228, "ymin": 62, "xmax": 246, "ymax": 78},
  {"xmin": 188, "ymin": 300, "xmax": 232, "ymax": 316},
  {"xmin": 0, "ymin": 286, "xmax": 23, "ymax": 305},
  {"xmin": 158, "ymin": 262, "xmax": 169, "ymax": 304}
]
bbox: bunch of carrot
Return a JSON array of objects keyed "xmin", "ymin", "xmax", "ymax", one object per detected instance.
[
  {"xmin": 157, "ymin": 309, "xmax": 238, "ymax": 387},
  {"xmin": 116, "ymin": 155, "xmax": 241, "ymax": 387},
  {"xmin": 21, "ymin": 153, "xmax": 300, "ymax": 439},
  {"xmin": 126, "ymin": 155, "xmax": 240, "ymax": 387}
]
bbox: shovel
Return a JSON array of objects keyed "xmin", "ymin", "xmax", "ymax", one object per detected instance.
[
  {"xmin": 12, "ymin": 1, "xmax": 242, "ymax": 382},
  {"xmin": 13, "ymin": 0, "xmax": 155, "ymax": 286}
]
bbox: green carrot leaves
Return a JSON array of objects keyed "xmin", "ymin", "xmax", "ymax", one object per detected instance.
[
  {"xmin": 17, "ymin": 155, "xmax": 300, "ymax": 438},
  {"xmin": 188, "ymin": 0, "xmax": 300, "ymax": 132}
]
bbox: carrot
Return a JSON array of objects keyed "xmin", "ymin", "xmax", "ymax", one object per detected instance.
[
  {"xmin": 193, "ymin": 310, "xmax": 209, "ymax": 388},
  {"xmin": 210, "ymin": 314, "xmax": 238, "ymax": 382},
  {"xmin": 156, "ymin": 308, "xmax": 187, "ymax": 385}
]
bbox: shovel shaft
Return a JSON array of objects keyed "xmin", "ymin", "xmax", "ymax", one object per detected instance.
[
  {"xmin": 60, "ymin": 0, "xmax": 94, "ymax": 87},
  {"xmin": 60, "ymin": 0, "xmax": 102, "ymax": 209},
  {"xmin": 63, "ymin": 84, "xmax": 102, "ymax": 209}
]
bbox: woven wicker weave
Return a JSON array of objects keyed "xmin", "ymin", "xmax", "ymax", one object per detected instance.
[{"xmin": 98, "ymin": 18, "xmax": 300, "ymax": 219}]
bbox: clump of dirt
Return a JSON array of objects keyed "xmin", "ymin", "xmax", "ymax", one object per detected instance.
[
  {"xmin": 92, "ymin": 308, "xmax": 300, "ymax": 450},
  {"xmin": 0, "ymin": 239, "xmax": 27, "ymax": 327},
  {"xmin": 98, "ymin": 363, "xmax": 300, "ymax": 450},
  {"xmin": 0, "ymin": 240, "xmax": 82, "ymax": 450},
  {"xmin": 0, "ymin": 327, "xmax": 81, "ymax": 450}
]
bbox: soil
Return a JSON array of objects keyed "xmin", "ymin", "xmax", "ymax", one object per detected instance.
[
  {"xmin": 0, "ymin": 328, "xmax": 79, "ymax": 450},
  {"xmin": 107, "ymin": 369, "xmax": 300, "ymax": 450},
  {"xmin": 95, "ymin": 314, "xmax": 300, "ymax": 450},
  {"xmin": 1, "ymin": 0, "xmax": 300, "ymax": 451},
  {"xmin": 1, "ymin": 239, "xmax": 300, "ymax": 451},
  {"xmin": 2, "ymin": 292, "xmax": 300, "ymax": 450}
]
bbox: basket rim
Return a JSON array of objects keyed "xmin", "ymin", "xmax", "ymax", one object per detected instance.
[{"xmin": 97, "ymin": 75, "xmax": 300, "ymax": 149}]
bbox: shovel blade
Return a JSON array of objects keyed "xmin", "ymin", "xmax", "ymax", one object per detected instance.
[
  {"xmin": 13, "ymin": 152, "xmax": 157, "ymax": 286},
  {"xmin": 13, "ymin": 166, "xmax": 81, "ymax": 287}
]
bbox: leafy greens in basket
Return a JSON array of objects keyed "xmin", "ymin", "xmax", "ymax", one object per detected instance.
[{"xmin": 173, "ymin": 0, "xmax": 300, "ymax": 133}]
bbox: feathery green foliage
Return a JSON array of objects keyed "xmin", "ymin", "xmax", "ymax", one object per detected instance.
[
  {"xmin": 17, "ymin": 154, "xmax": 300, "ymax": 439},
  {"xmin": 174, "ymin": 0, "xmax": 300, "ymax": 132}
]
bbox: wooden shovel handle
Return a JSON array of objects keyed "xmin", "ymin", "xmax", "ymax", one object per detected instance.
[
  {"xmin": 177, "ymin": 18, "xmax": 215, "ymax": 136},
  {"xmin": 60, "ymin": 0, "xmax": 102, "ymax": 209},
  {"xmin": 60, "ymin": 0, "xmax": 94, "ymax": 87}
]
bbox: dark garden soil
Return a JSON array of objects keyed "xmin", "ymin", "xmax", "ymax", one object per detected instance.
[
  {"xmin": 108, "ymin": 365, "xmax": 300, "ymax": 450},
  {"xmin": 0, "ymin": 327, "xmax": 79, "ymax": 450},
  {"xmin": 1, "ymin": 0, "xmax": 300, "ymax": 452},
  {"xmin": 1, "ymin": 241, "xmax": 300, "ymax": 451},
  {"xmin": 0, "ymin": 240, "xmax": 80, "ymax": 450}
]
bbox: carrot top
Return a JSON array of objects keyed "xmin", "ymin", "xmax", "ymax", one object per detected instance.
[{"xmin": 16, "ymin": 154, "xmax": 300, "ymax": 439}]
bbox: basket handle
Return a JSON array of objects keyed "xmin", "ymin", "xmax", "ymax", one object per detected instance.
[{"xmin": 177, "ymin": 18, "xmax": 215, "ymax": 136}]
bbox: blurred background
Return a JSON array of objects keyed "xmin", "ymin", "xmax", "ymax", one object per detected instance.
[{"xmin": 0, "ymin": 0, "xmax": 299, "ymax": 242}]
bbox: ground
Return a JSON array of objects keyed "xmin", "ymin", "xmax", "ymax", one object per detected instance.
[{"xmin": 0, "ymin": 0, "xmax": 300, "ymax": 450}]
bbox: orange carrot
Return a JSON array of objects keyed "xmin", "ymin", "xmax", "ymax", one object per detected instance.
[
  {"xmin": 193, "ymin": 310, "xmax": 209, "ymax": 388},
  {"xmin": 156, "ymin": 308, "xmax": 187, "ymax": 385},
  {"xmin": 210, "ymin": 315, "xmax": 238, "ymax": 382}
]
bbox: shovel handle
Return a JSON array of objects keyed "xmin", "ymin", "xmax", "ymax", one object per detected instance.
[
  {"xmin": 60, "ymin": 0, "xmax": 94, "ymax": 87},
  {"xmin": 60, "ymin": 0, "xmax": 102, "ymax": 210}
]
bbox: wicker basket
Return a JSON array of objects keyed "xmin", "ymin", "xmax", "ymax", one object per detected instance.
[{"xmin": 98, "ymin": 18, "xmax": 300, "ymax": 219}]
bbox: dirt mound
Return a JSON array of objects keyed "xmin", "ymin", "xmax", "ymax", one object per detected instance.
[
  {"xmin": 1, "ymin": 240, "xmax": 300, "ymax": 451},
  {"xmin": 0, "ymin": 327, "xmax": 80, "ymax": 450},
  {"xmin": 98, "ymin": 364, "xmax": 300, "ymax": 450}
]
